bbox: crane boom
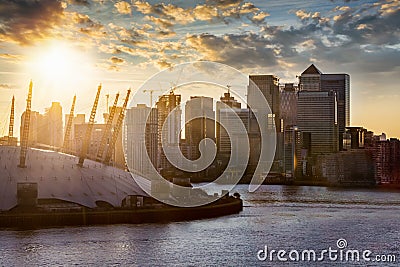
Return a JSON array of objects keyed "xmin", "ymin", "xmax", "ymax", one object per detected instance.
[
  {"xmin": 19, "ymin": 81, "xmax": 33, "ymax": 168},
  {"xmin": 62, "ymin": 95, "xmax": 76, "ymax": 154},
  {"xmin": 104, "ymin": 89, "xmax": 131, "ymax": 165},
  {"xmin": 96, "ymin": 92, "xmax": 120, "ymax": 162},
  {"xmin": 8, "ymin": 95, "xmax": 15, "ymax": 145},
  {"xmin": 78, "ymin": 85, "xmax": 102, "ymax": 167}
]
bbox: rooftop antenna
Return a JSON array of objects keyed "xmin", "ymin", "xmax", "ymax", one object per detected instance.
[{"xmin": 227, "ymin": 85, "xmax": 231, "ymax": 94}]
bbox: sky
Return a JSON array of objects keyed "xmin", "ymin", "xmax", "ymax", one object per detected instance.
[{"xmin": 0, "ymin": 0, "xmax": 399, "ymax": 139}]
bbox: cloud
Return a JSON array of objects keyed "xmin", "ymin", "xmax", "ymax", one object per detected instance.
[
  {"xmin": 145, "ymin": 16, "xmax": 174, "ymax": 29},
  {"xmin": 206, "ymin": 0, "xmax": 244, "ymax": 8},
  {"xmin": 156, "ymin": 59, "xmax": 173, "ymax": 69},
  {"xmin": 185, "ymin": 33, "xmax": 278, "ymax": 69},
  {"xmin": 0, "ymin": 0, "xmax": 64, "ymax": 45},
  {"xmin": 110, "ymin": 56, "xmax": 125, "ymax": 64},
  {"xmin": 132, "ymin": 0, "xmax": 270, "ymax": 27},
  {"xmin": 0, "ymin": 53, "xmax": 23, "ymax": 61},
  {"xmin": 68, "ymin": 0, "xmax": 90, "ymax": 6},
  {"xmin": 115, "ymin": 1, "xmax": 132, "ymax": 14},
  {"xmin": 0, "ymin": 83, "xmax": 12, "ymax": 89}
]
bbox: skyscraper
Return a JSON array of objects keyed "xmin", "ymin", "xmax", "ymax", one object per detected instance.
[
  {"xmin": 45, "ymin": 102, "xmax": 63, "ymax": 148},
  {"xmin": 299, "ymin": 64, "xmax": 322, "ymax": 91},
  {"xmin": 280, "ymin": 83, "xmax": 298, "ymax": 129},
  {"xmin": 248, "ymin": 74, "xmax": 282, "ymax": 171},
  {"xmin": 321, "ymin": 74, "xmax": 350, "ymax": 150},
  {"xmin": 185, "ymin": 96, "xmax": 215, "ymax": 160},
  {"xmin": 299, "ymin": 64, "xmax": 350, "ymax": 150},
  {"xmin": 216, "ymin": 91, "xmax": 241, "ymax": 153},
  {"xmin": 248, "ymin": 74, "xmax": 280, "ymax": 131},
  {"xmin": 156, "ymin": 91, "xmax": 182, "ymax": 171},
  {"xmin": 297, "ymin": 91, "xmax": 339, "ymax": 156},
  {"xmin": 125, "ymin": 104, "xmax": 158, "ymax": 176}
]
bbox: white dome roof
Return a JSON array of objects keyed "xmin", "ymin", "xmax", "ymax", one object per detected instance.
[{"xmin": 0, "ymin": 146, "xmax": 148, "ymax": 211}]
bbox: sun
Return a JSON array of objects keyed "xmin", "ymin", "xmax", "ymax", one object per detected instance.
[
  {"xmin": 38, "ymin": 45, "xmax": 77, "ymax": 81},
  {"xmin": 26, "ymin": 41, "xmax": 96, "ymax": 95}
]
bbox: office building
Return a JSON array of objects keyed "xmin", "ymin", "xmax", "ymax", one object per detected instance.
[
  {"xmin": 125, "ymin": 104, "xmax": 158, "ymax": 176},
  {"xmin": 299, "ymin": 64, "xmax": 350, "ymax": 150},
  {"xmin": 185, "ymin": 96, "xmax": 215, "ymax": 160},
  {"xmin": 156, "ymin": 92, "xmax": 182, "ymax": 171},
  {"xmin": 297, "ymin": 91, "xmax": 339, "ymax": 156}
]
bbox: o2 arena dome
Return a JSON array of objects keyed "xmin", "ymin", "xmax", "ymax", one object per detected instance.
[{"xmin": 0, "ymin": 146, "xmax": 147, "ymax": 211}]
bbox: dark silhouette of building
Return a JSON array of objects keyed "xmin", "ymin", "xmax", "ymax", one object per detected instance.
[
  {"xmin": 185, "ymin": 96, "xmax": 215, "ymax": 160},
  {"xmin": 299, "ymin": 64, "xmax": 350, "ymax": 151},
  {"xmin": 297, "ymin": 91, "xmax": 339, "ymax": 157}
]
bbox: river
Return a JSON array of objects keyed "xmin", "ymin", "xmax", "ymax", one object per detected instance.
[{"xmin": 1, "ymin": 184, "xmax": 399, "ymax": 266}]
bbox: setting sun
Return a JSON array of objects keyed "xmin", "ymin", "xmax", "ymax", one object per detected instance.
[{"xmin": 26, "ymin": 41, "xmax": 95, "ymax": 91}]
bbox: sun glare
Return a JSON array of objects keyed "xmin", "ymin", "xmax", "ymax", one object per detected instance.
[
  {"xmin": 27, "ymin": 41, "xmax": 95, "ymax": 93},
  {"xmin": 39, "ymin": 47, "xmax": 76, "ymax": 80}
]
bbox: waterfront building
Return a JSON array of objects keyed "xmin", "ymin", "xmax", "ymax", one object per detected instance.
[
  {"xmin": 299, "ymin": 64, "xmax": 350, "ymax": 150},
  {"xmin": 156, "ymin": 92, "xmax": 182, "ymax": 172},
  {"xmin": 297, "ymin": 90, "xmax": 339, "ymax": 156},
  {"xmin": 125, "ymin": 104, "xmax": 158, "ymax": 176},
  {"xmin": 185, "ymin": 96, "xmax": 215, "ymax": 160}
]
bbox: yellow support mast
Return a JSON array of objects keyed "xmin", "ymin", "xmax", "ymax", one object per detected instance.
[
  {"xmin": 96, "ymin": 93, "xmax": 120, "ymax": 162},
  {"xmin": 78, "ymin": 85, "xmax": 102, "ymax": 167},
  {"xmin": 19, "ymin": 81, "xmax": 33, "ymax": 168},
  {"xmin": 8, "ymin": 95, "xmax": 15, "ymax": 145},
  {"xmin": 62, "ymin": 95, "xmax": 76, "ymax": 154},
  {"xmin": 104, "ymin": 89, "xmax": 131, "ymax": 165}
]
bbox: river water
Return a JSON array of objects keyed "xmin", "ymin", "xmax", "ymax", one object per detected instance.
[{"xmin": 1, "ymin": 184, "xmax": 399, "ymax": 266}]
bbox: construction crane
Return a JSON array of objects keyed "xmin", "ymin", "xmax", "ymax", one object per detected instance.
[
  {"xmin": 78, "ymin": 84, "xmax": 102, "ymax": 167},
  {"xmin": 143, "ymin": 89, "xmax": 162, "ymax": 106},
  {"xmin": 104, "ymin": 89, "xmax": 131, "ymax": 165},
  {"xmin": 62, "ymin": 95, "xmax": 76, "ymax": 154},
  {"xmin": 18, "ymin": 81, "xmax": 33, "ymax": 168},
  {"xmin": 96, "ymin": 92, "xmax": 119, "ymax": 162},
  {"xmin": 8, "ymin": 95, "xmax": 15, "ymax": 145}
]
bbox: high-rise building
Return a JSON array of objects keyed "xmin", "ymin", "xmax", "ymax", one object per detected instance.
[
  {"xmin": 45, "ymin": 102, "xmax": 63, "ymax": 148},
  {"xmin": 248, "ymin": 74, "xmax": 280, "ymax": 131},
  {"xmin": 217, "ymin": 107, "xmax": 250, "ymax": 169},
  {"xmin": 125, "ymin": 104, "xmax": 158, "ymax": 176},
  {"xmin": 216, "ymin": 92, "xmax": 241, "ymax": 153},
  {"xmin": 248, "ymin": 75, "xmax": 283, "ymax": 171},
  {"xmin": 280, "ymin": 83, "xmax": 298, "ymax": 129},
  {"xmin": 299, "ymin": 64, "xmax": 322, "ymax": 91},
  {"xmin": 20, "ymin": 102, "xmax": 63, "ymax": 149},
  {"xmin": 321, "ymin": 74, "xmax": 350, "ymax": 150},
  {"xmin": 299, "ymin": 64, "xmax": 350, "ymax": 150},
  {"xmin": 156, "ymin": 92, "xmax": 182, "ymax": 171},
  {"xmin": 297, "ymin": 91, "xmax": 339, "ymax": 156},
  {"xmin": 20, "ymin": 111, "xmax": 40, "ymax": 146},
  {"xmin": 185, "ymin": 96, "xmax": 215, "ymax": 160}
]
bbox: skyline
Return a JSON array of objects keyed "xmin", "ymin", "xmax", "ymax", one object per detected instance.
[{"xmin": 0, "ymin": 0, "xmax": 399, "ymax": 138}]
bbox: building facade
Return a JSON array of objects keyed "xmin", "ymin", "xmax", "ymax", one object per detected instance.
[
  {"xmin": 297, "ymin": 91, "xmax": 339, "ymax": 157},
  {"xmin": 156, "ymin": 92, "xmax": 182, "ymax": 171},
  {"xmin": 185, "ymin": 96, "xmax": 215, "ymax": 160},
  {"xmin": 125, "ymin": 104, "xmax": 158, "ymax": 176}
]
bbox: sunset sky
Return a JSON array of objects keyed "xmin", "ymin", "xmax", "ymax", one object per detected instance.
[{"xmin": 0, "ymin": 0, "xmax": 399, "ymax": 138}]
